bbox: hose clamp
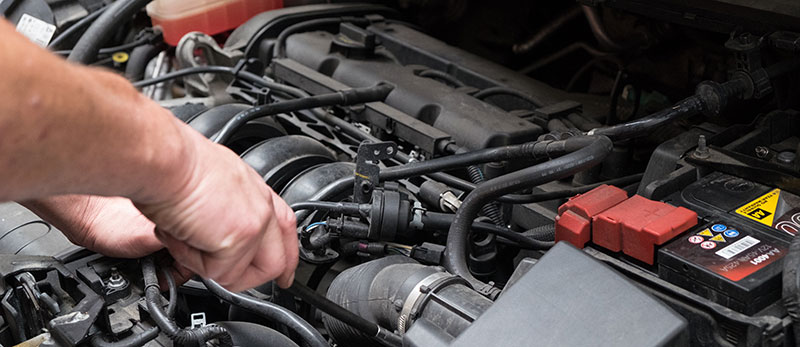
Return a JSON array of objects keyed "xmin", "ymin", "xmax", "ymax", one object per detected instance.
[{"xmin": 396, "ymin": 272, "xmax": 470, "ymax": 334}]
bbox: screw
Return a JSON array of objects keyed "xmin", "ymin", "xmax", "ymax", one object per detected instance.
[
  {"xmin": 755, "ymin": 146, "xmax": 770, "ymax": 159},
  {"xmin": 106, "ymin": 268, "xmax": 127, "ymax": 290},
  {"xmin": 694, "ymin": 135, "xmax": 709, "ymax": 158},
  {"xmin": 386, "ymin": 147, "xmax": 394, "ymax": 155}
]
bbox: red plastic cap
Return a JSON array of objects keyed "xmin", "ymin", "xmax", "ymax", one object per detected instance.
[
  {"xmin": 557, "ymin": 185, "xmax": 628, "ymax": 219},
  {"xmin": 594, "ymin": 195, "xmax": 698, "ymax": 264},
  {"xmin": 555, "ymin": 185, "xmax": 627, "ymax": 248},
  {"xmin": 555, "ymin": 185, "xmax": 698, "ymax": 265},
  {"xmin": 555, "ymin": 210, "xmax": 592, "ymax": 248}
]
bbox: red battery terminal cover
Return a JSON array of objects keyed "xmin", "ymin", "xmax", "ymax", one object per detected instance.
[{"xmin": 555, "ymin": 185, "xmax": 698, "ymax": 264}]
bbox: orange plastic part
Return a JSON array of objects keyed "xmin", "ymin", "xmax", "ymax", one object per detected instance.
[{"xmin": 147, "ymin": 0, "xmax": 284, "ymax": 46}]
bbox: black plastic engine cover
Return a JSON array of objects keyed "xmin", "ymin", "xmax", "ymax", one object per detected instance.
[
  {"xmin": 284, "ymin": 29, "xmax": 543, "ymax": 150},
  {"xmin": 450, "ymin": 242, "xmax": 687, "ymax": 347}
]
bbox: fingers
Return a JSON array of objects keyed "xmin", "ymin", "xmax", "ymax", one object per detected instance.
[
  {"xmin": 153, "ymin": 189, "xmax": 298, "ymax": 292},
  {"xmin": 273, "ymin": 194, "xmax": 298, "ymax": 288},
  {"xmin": 139, "ymin": 139, "xmax": 301, "ymax": 292}
]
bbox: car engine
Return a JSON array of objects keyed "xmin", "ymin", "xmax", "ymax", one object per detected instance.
[{"xmin": 3, "ymin": 0, "xmax": 800, "ymax": 346}]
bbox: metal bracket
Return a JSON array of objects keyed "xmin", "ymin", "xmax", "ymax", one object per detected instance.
[{"xmin": 353, "ymin": 141, "xmax": 398, "ymax": 203}]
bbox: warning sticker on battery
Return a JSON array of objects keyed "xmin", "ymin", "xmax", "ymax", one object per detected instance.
[
  {"xmin": 735, "ymin": 189, "xmax": 800, "ymax": 236},
  {"xmin": 736, "ymin": 189, "xmax": 780, "ymax": 225},
  {"xmin": 663, "ymin": 224, "xmax": 787, "ymax": 282}
]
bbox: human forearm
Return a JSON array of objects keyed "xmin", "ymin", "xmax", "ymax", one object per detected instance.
[{"xmin": 0, "ymin": 19, "xmax": 190, "ymax": 203}]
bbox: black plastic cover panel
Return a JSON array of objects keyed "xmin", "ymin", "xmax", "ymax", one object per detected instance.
[{"xmin": 451, "ymin": 242, "xmax": 687, "ymax": 347}]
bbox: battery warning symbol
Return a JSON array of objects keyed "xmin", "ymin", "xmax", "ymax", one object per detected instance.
[
  {"xmin": 748, "ymin": 208, "xmax": 772, "ymax": 220},
  {"xmin": 697, "ymin": 229, "xmax": 713, "ymax": 237},
  {"xmin": 736, "ymin": 189, "xmax": 780, "ymax": 226},
  {"xmin": 710, "ymin": 234, "xmax": 726, "ymax": 242}
]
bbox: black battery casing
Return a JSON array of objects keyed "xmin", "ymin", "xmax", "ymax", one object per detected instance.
[{"xmin": 658, "ymin": 172, "xmax": 795, "ymax": 314}]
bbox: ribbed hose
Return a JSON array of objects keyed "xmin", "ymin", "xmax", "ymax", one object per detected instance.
[
  {"xmin": 142, "ymin": 258, "xmax": 233, "ymax": 347},
  {"xmin": 467, "ymin": 165, "xmax": 504, "ymax": 226},
  {"xmin": 444, "ymin": 136, "xmax": 612, "ymax": 298},
  {"xmin": 67, "ymin": 0, "xmax": 151, "ymax": 64}
]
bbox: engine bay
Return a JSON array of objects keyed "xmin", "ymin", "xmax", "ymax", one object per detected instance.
[{"xmin": 3, "ymin": 0, "xmax": 800, "ymax": 346}]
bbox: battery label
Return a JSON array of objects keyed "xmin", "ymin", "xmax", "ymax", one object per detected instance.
[
  {"xmin": 664, "ymin": 223, "xmax": 786, "ymax": 282},
  {"xmin": 735, "ymin": 189, "xmax": 800, "ymax": 236},
  {"xmin": 715, "ymin": 235, "xmax": 759, "ymax": 259}
]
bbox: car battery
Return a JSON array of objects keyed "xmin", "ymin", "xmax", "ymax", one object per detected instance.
[{"xmin": 658, "ymin": 172, "xmax": 800, "ymax": 314}]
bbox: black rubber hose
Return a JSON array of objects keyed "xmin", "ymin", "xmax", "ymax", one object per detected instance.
[
  {"xmin": 421, "ymin": 212, "xmax": 553, "ymax": 250},
  {"xmin": 142, "ymin": 259, "xmax": 233, "ymax": 347},
  {"xmin": 294, "ymin": 139, "xmax": 587, "ymax": 222},
  {"xmin": 201, "ymin": 279, "xmax": 328, "ymax": 347},
  {"xmin": 444, "ymin": 136, "xmax": 612, "ymax": 297},
  {"xmin": 485, "ymin": 172, "xmax": 644, "ymax": 204},
  {"xmin": 90, "ymin": 327, "xmax": 160, "ymax": 347},
  {"xmin": 473, "ymin": 86, "xmax": 543, "ymax": 108},
  {"xmin": 49, "ymin": 6, "xmax": 109, "ymax": 49},
  {"xmin": 56, "ymin": 34, "xmax": 158, "ymax": 56},
  {"xmin": 293, "ymin": 139, "xmax": 575, "ymax": 221},
  {"xmin": 161, "ymin": 269, "xmax": 177, "ymax": 319},
  {"xmin": 68, "ymin": 0, "xmax": 151, "ymax": 64},
  {"xmin": 213, "ymin": 84, "xmax": 395, "ymax": 144},
  {"xmin": 290, "ymin": 201, "xmax": 368, "ymax": 215},
  {"xmin": 782, "ymin": 232, "xmax": 800, "ymax": 346},
  {"xmin": 523, "ymin": 223, "xmax": 556, "ymax": 242},
  {"xmin": 588, "ymin": 95, "xmax": 705, "ymax": 140},
  {"xmin": 286, "ymin": 280, "xmax": 403, "ymax": 347},
  {"xmin": 275, "ymin": 17, "xmax": 370, "ymax": 59},
  {"xmin": 125, "ymin": 44, "xmax": 160, "ymax": 81}
]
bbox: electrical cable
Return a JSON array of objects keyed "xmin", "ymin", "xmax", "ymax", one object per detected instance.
[
  {"xmin": 142, "ymin": 258, "xmax": 233, "ymax": 347},
  {"xmin": 201, "ymin": 279, "xmax": 328, "ymax": 347},
  {"xmin": 285, "ymin": 280, "xmax": 403, "ymax": 347}
]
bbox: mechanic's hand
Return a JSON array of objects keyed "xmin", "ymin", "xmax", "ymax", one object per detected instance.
[
  {"xmin": 136, "ymin": 126, "xmax": 299, "ymax": 292},
  {"xmin": 23, "ymin": 195, "xmax": 162, "ymax": 258},
  {"xmin": 22, "ymin": 195, "xmax": 195, "ymax": 285}
]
